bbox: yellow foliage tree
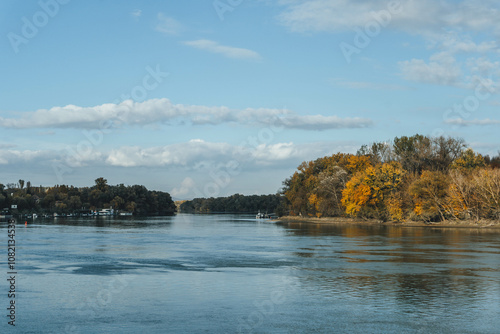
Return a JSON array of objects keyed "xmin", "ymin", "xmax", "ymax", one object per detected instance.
[
  {"xmin": 386, "ymin": 195, "xmax": 404, "ymax": 222},
  {"xmin": 409, "ymin": 170, "xmax": 448, "ymax": 221},
  {"xmin": 308, "ymin": 193, "xmax": 322, "ymax": 217},
  {"xmin": 451, "ymin": 148, "xmax": 485, "ymax": 171},
  {"xmin": 342, "ymin": 162, "xmax": 404, "ymax": 220},
  {"xmin": 346, "ymin": 155, "xmax": 372, "ymax": 174},
  {"xmin": 341, "ymin": 174, "xmax": 372, "ymax": 216}
]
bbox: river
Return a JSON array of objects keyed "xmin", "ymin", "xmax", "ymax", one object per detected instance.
[{"xmin": 1, "ymin": 214, "xmax": 500, "ymax": 333}]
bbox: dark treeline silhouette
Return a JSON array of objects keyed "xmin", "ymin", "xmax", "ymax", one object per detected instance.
[
  {"xmin": 0, "ymin": 177, "xmax": 176, "ymax": 216},
  {"xmin": 179, "ymin": 193, "xmax": 283, "ymax": 214},
  {"xmin": 281, "ymin": 134, "xmax": 500, "ymax": 222}
]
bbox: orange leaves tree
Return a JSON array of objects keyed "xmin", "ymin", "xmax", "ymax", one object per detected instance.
[
  {"xmin": 281, "ymin": 135, "xmax": 496, "ymax": 222},
  {"xmin": 341, "ymin": 162, "xmax": 405, "ymax": 221}
]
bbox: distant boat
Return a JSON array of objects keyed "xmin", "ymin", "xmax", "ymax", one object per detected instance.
[
  {"xmin": 119, "ymin": 212, "xmax": 133, "ymax": 216},
  {"xmin": 97, "ymin": 208, "xmax": 114, "ymax": 216},
  {"xmin": 256, "ymin": 211, "xmax": 276, "ymax": 219},
  {"xmin": 256, "ymin": 211, "xmax": 269, "ymax": 219}
]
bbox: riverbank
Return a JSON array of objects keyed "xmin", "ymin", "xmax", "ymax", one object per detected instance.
[{"xmin": 275, "ymin": 216, "xmax": 500, "ymax": 228}]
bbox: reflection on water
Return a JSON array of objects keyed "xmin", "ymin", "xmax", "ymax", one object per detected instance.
[
  {"xmin": 1, "ymin": 215, "xmax": 500, "ymax": 333},
  {"xmin": 277, "ymin": 221, "xmax": 500, "ymax": 333}
]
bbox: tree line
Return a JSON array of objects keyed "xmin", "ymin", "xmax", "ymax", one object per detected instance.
[
  {"xmin": 179, "ymin": 193, "xmax": 283, "ymax": 214},
  {"xmin": 0, "ymin": 177, "xmax": 176, "ymax": 216},
  {"xmin": 281, "ymin": 134, "xmax": 500, "ymax": 222}
]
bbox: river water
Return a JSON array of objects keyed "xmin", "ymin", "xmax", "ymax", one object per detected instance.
[{"xmin": 1, "ymin": 214, "xmax": 500, "ymax": 333}]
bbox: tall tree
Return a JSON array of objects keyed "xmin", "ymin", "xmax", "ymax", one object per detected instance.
[{"xmin": 94, "ymin": 177, "xmax": 108, "ymax": 192}]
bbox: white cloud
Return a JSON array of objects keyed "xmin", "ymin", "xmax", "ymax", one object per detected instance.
[
  {"xmin": 183, "ymin": 39, "xmax": 261, "ymax": 60},
  {"xmin": 399, "ymin": 52, "xmax": 462, "ymax": 85},
  {"xmin": 278, "ymin": 114, "xmax": 372, "ymax": 130},
  {"xmin": 398, "ymin": 52, "xmax": 500, "ymax": 89},
  {"xmin": 0, "ymin": 149, "xmax": 55, "ymax": 165},
  {"xmin": 170, "ymin": 177, "xmax": 196, "ymax": 197},
  {"xmin": 441, "ymin": 38, "xmax": 497, "ymax": 54},
  {"xmin": 60, "ymin": 147, "xmax": 104, "ymax": 168},
  {"xmin": 277, "ymin": 0, "xmax": 500, "ymax": 36},
  {"xmin": 0, "ymin": 139, "xmax": 350, "ymax": 170},
  {"xmin": 466, "ymin": 58, "xmax": 500, "ymax": 78},
  {"xmin": 278, "ymin": 0, "xmax": 500, "ymax": 89},
  {"xmin": 0, "ymin": 98, "xmax": 372, "ymax": 131},
  {"xmin": 103, "ymin": 140, "xmax": 356, "ymax": 169},
  {"xmin": 445, "ymin": 118, "xmax": 500, "ymax": 126},
  {"xmin": 105, "ymin": 140, "xmax": 235, "ymax": 167},
  {"xmin": 155, "ymin": 13, "xmax": 182, "ymax": 35}
]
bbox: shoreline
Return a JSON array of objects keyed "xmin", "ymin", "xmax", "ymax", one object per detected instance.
[{"xmin": 275, "ymin": 216, "xmax": 500, "ymax": 229}]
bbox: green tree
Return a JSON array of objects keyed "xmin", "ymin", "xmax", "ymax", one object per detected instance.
[
  {"xmin": 67, "ymin": 196, "xmax": 83, "ymax": 212},
  {"xmin": 111, "ymin": 196, "xmax": 125, "ymax": 210},
  {"xmin": 393, "ymin": 134, "xmax": 432, "ymax": 173},
  {"xmin": 94, "ymin": 177, "xmax": 108, "ymax": 192},
  {"xmin": 431, "ymin": 136, "xmax": 465, "ymax": 171}
]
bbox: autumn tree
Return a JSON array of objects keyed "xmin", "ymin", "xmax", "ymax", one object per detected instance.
[
  {"xmin": 473, "ymin": 168, "xmax": 500, "ymax": 219},
  {"xmin": 409, "ymin": 171, "xmax": 449, "ymax": 222},
  {"xmin": 451, "ymin": 148, "xmax": 485, "ymax": 171},
  {"xmin": 446, "ymin": 168, "xmax": 500, "ymax": 221},
  {"xmin": 446, "ymin": 170, "xmax": 481, "ymax": 220},
  {"xmin": 341, "ymin": 172, "xmax": 373, "ymax": 218},
  {"xmin": 342, "ymin": 162, "xmax": 405, "ymax": 221},
  {"xmin": 281, "ymin": 135, "xmax": 492, "ymax": 222}
]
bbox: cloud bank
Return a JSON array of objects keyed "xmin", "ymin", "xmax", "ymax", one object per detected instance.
[
  {"xmin": 0, "ymin": 98, "xmax": 373, "ymax": 130},
  {"xmin": 278, "ymin": 0, "xmax": 500, "ymax": 36}
]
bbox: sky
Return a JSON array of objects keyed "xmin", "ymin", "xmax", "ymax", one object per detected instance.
[{"xmin": 0, "ymin": 0, "xmax": 499, "ymax": 199}]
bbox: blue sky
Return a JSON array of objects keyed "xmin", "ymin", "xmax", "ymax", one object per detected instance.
[{"xmin": 0, "ymin": 0, "xmax": 499, "ymax": 198}]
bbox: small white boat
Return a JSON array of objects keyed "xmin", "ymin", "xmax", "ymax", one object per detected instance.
[
  {"xmin": 97, "ymin": 208, "xmax": 114, "ymax": 216},
  {"xmin": 119, "ymin": 212, "xmax": 133, "ymax": 216},
  {"xmin": 256, "ymin": 211, "xmax": 268, "ymax": 219}
]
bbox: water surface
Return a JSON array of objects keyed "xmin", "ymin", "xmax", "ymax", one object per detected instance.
[{"xmin": 1, "ymin": 214, "xmax": 499, "ymax": 333}]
